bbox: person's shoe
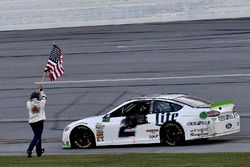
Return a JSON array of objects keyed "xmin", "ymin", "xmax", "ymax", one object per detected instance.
[
  {"xmin": 37, "ymin": 148, "xmax": 45, "ymax": 157},
  {"xmin": 27, "ymin": 151, "xmax": 32, "ymax": 158}
]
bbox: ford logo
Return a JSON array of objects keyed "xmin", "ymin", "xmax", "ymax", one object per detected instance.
[{"xmin": 226, "ymin": 123, "xmax": 232, "ymax": 129}]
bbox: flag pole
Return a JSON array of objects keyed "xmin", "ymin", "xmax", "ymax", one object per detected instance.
[{"xmin": 41, "ymin": 72, "xmax": 46, "ymax": 85}]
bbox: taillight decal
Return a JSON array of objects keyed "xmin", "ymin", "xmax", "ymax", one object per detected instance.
[{"xmin": 207, "ymin": 110, "xmax": 220, "ymax": 117}]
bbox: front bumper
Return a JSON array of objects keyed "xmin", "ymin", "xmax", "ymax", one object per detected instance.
[
  {"xmin": 62, "ymin": 144, "xmax": 71, "ymax": 149},
  {"xmin": 62, "ymin": 128, "xmax": 72, "ymax": 149}
]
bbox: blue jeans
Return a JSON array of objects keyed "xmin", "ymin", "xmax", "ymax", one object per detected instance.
[{"xmin": 27, "ymin": 120, "xmax": 44, "ymax": 153}]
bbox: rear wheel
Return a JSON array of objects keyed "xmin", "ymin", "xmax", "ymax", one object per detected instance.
[
  {"xmin": 70, "ymin": 126, "xmax": 95, "ymax": 149},
  {"xmin": 161, "ymin": 122, "xmax": 185, "ymax": 146}
]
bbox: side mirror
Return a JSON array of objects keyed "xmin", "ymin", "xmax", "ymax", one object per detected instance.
[{"xmin": 102, "ymin": 114, "xmax": 110, "ymax": 122}]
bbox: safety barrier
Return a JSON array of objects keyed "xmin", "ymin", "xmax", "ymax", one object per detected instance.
[{"xmin": 1, "ymin": 0, "xmax": 250, "ymax": 31}]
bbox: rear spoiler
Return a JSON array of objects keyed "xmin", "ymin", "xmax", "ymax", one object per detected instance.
[
  {"xmin": 210, "ymin": 100, "xmax": 235, "ymax": 112},
  {"xmin": 211, "ymin": 100, "xmax": 234, "ymax": 108},
  {"xmin": 199, "ymin": 100, "xmax": 235, "ymax": 119}
]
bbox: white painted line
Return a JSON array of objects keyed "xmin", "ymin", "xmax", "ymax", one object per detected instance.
[
  {"xmin": 116, "ymin": 45, "xmax": 156, "ymax": 48},
  {"xmin": 116, "ymin": 45, "xmax": 129, "ymax": 48},
  {"xmin": 35, "ymin": 73, "xmax": 250, "ymax": 85},
  {"xmin": 0, "ymin": 118, "xmax": 79, "ymax": 123}
]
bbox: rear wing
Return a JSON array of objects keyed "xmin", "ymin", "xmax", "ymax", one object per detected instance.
[{"xmin": 210, "ymin": 100, "xmax": 235, "ymax": 112}]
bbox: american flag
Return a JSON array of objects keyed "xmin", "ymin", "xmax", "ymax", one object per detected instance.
[{"xmin": 44, "ymin": 44, "xmax": 64, "ymax": 81}]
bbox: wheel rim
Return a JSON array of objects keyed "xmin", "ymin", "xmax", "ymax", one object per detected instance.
[
  {"xmin": 163, "ymin": 124, "xmax": 183, "ymax": 146},
  {"xmin": 71, "ymin": 126, "xmax": 93, "ymax": 148}
]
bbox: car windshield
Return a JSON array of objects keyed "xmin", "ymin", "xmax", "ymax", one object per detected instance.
[{"xmin": 174, "ymin": 96, "xmax": 211, "ymax": 108}]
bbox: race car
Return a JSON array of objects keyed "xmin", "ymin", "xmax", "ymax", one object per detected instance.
[{"xmin": 62, "ymin": 94, "xmax": 240, "ymax": 148}]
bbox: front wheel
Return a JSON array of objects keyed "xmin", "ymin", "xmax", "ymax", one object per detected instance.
[
  {"xmin": 161, "ymin": 123, "xmax": 185, "ymax": 146},
  {"xmin": 70, "ymin": 126, "xmax": 95, "ymax": 149}
]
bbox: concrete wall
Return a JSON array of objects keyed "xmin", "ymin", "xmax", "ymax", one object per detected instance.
[{"xmin": 1, "ymin": 0, "xmax": 250, "ymax": 31}]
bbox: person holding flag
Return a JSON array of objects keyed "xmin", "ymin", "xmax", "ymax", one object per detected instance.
[
  {"xmin": 26, "ymin": 84, "xmax": 47, "ymax": 158},
  {"xmin": 26, "ymin": 44, "xmax": 64, "ymax": 158}
]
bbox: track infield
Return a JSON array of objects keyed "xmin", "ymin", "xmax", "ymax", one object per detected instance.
[{"xmin": 1, "ymin": 153, "xmax": 250, "ymax": 167}]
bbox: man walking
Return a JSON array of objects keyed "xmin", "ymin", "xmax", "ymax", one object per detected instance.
[{"xmin": 26, "ymin": 84, "xmax": 47, "ymax": 158}]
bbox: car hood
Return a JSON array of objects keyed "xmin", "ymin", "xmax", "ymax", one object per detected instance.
[{"xmin": 68, "ymin": 115, "xmax": 104, "ymax": 128}]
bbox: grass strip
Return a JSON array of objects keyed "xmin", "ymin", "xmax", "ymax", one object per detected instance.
[{"xmin": 1, "ymin": 153, "xmax": 250, "ymax": 167}]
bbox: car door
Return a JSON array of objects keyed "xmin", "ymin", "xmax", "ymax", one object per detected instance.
[
  {"xmin": 101, "ymin": 100, "xmax": 153, "ymax": 145},
  {"xmin": 98, "ymin": 103, "xmax": 125, "ymax": 145}
]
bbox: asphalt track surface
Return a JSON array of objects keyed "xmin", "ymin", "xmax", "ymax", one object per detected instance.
[{"xmin": 0, "ymin": 18, "xmax": 250, "ymax": 155}]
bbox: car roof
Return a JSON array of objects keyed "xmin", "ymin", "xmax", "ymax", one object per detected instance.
[
  {"xmin": 132, "ymin": 94, "xmax": 212, "ymax": 108},
  {"xmin": 133, "ymin": 93, "xmax": 187, "ymax": 100}
]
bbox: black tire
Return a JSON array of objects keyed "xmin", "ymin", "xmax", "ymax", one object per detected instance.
[
  {"xmin": 160, "ymin": 122, "xmax": 185, "ymax": 146},
  {"xmin": 70, "ymin": 126, "xmax": 95, "ymax": 149}
]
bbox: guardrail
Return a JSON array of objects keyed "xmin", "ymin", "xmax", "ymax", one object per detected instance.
[{"xmin": 1, "ymin": 0, "xmax": 250, "ymax": 31}]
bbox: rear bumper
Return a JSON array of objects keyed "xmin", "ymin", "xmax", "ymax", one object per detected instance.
[{"xmin": 208, "ymin": 113, "xmax": 240, "ymax": 137}]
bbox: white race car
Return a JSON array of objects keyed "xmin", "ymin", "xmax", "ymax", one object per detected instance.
[{"xmin": 62, "ymin": 94, "xmax": 240, "ymax": 148}]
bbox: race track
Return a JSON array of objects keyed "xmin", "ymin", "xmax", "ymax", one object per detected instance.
[{"xmin": 0, "ymin": 18, "xmax": 250, "ymax": 154}]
